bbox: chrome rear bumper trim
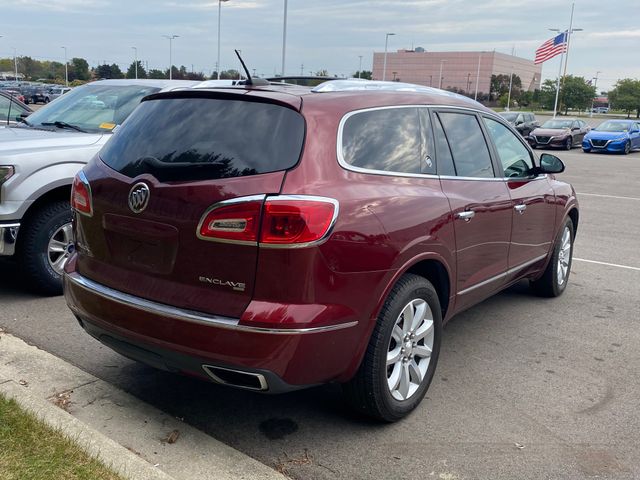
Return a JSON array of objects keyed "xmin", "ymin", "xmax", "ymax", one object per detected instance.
[{"xmin": 65, "ymin": 272, "xmax": 358, "ymax": 335}]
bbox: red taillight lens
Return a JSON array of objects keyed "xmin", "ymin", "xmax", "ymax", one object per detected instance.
[
  {"xmin": 260, "ymin": 199, "xmax": 336, "ymax": 245},
  {"xmin": 197, "ymin": 200, "xmax": 262, "ymax": 244},
  {"xmin": 71, "ymin": 172, "xmax": 92, "ymax": 217}
]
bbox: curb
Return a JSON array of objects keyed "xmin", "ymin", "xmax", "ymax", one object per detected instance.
[
  {"xmin": 0, "ymin": 332, "xmax": 286, "ymax": 480},
  {"xmin": 0, "ymin": 379, "xmax": 174, "ymax": 480}
]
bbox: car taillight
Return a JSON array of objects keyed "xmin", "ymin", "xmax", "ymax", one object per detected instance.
[
  {"xmin": 260, "ymin": 198, "xmax": 337, "ymax": 245},
  {"xmin": 197, "ymin": 196, "xmax": 338, "ymax": 247},
  {"xmin": 71, "ymin": 171, "xmax": 93, "ymax": 217},
  {"xmin": 197, "ymin": 199, "xmax": 263, "ymax": 244}
]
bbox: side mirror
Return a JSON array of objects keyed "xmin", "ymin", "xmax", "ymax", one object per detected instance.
[
  {"xmin": 571, "ymin": 127, "xmax": 580, "ymax": 131},
  {"xmin": 19, "ymin": 112, "xmax": 31, "ymax": 118},
  {"xmin": 516, "ymin": 120, "xmax": 524, "ymax": 126},
  {"xmin": 538, "ymin": 153, "xmax": 565, "ymax": 174}
]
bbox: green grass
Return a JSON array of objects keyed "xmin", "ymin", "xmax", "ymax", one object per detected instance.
[{"xmin": 0, "ymin": 394, "xmax": 125, "ymax": 480}]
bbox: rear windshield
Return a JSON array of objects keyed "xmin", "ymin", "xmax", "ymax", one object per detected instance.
[{"xmin": 100, "ymin": 97, "xmax": 305, "ymax": 182}]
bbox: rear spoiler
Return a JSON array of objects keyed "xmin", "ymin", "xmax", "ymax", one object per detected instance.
[{"xmin": 141, "ymin": 89, "xmax": 303, "ymax": 112}]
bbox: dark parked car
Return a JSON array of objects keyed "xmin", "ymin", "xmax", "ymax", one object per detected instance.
[
  {"xmin": 64, "ymin": 80, "xmax": 578, "ymax": 422},
  {"xmin": 529, "ymin": 118, "xmax": 590, "ymax": 150},
  {"xmin": 499, "ymin": 111, "xmax": 539, "ymax": 137}
]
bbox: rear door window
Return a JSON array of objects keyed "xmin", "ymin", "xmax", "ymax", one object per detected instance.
[
  {"xmin": 341, "ymin": 107, "xmax": 421, "ymax": 174},
  {"xmin": 437, "ymin": 112, "xmax": 495, "ymax": 178},
  {"xmin": 100, "ymin": 97, "xmax": 305, "ymax": 182}
]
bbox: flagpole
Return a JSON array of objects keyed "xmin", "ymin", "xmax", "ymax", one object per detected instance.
[{"xmin": 552, "ymin": 48, "xmax": 564, "ymax": 118}]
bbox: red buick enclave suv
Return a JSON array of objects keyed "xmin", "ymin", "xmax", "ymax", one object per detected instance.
[{"xmin": 63, "ymin": 80, "xmax": 578, "ymax": 421}]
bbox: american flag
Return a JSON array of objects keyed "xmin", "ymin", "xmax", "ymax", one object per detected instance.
[{"xmin": 534, "ymin": 32, "xmax": 568, "ymax": 64}]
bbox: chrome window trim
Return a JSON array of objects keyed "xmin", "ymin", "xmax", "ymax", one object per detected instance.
[
  {"xmin": 259, "ymin": 195, "xmax": 340, "ymax": 249},
  {"xmin": 337, "ymin": 105, "xmax": 537, "ymax": 182},
  {"xmin": 457, "ymin": 254, "xmax": 547, "ymax": 296},
  {"xmin": 65, "ymin": 272, "xmax": 358, "ymax": 335}
]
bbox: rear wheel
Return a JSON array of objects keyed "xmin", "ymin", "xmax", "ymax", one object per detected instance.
[
  {"xmin": 623, "ymin": 141, "xmax": 631, "ymax": 155},
  {"xmin": 342, "ymin": 274, "xmax": 442, "ymax": 422},
  {"xmin": 18, "ymin": 201, "xmax": 73, "ymax": 295},
  {"xmin": 531, "ymin": 217, "xmax": 574, "ymax": 297},
  {"xmin": 582, "ymin": 148, "xmax": 590, "ymax": 153},
  {"xmin": 565, "ymin": 137, "xmax": 572, "ymax": 150}
]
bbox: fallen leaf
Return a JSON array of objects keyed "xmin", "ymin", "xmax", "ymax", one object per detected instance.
[{"xmin": 162, "ymin": 429, "xmax": 180, "ymax": 444}]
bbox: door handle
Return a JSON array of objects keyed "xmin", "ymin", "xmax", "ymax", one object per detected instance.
[
  {"xmin": 456, "ymin": 210, "xmax": 475, "ymax": 222},
  {"xmin": 514, "ymin": 204, "xmax": 527, "ymax": 214}
]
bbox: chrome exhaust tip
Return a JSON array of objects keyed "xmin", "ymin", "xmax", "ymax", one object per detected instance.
[{"xmin": 202, "ymin": 365, "xmax": 269, "ymax": 391}]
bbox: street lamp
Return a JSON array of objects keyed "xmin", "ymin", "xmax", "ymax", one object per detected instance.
[
  {"xmin": 162, "ymin": 35, "xmax": 179, "ymax": 80},
  {"xmin": 438, "ymin": 59, "xmax": 446, "ymax": 89},
  {"xmin": 382, "ymin": 32, "xmax": 395, "ymax": 81},
  {"xmin": 589, "ymin": 70, "xmax": 601, "ymax": 117},
  {"xmin": 61, "ymin": 46, "xmax": 68, "ymax": 86},
  {"xmin": 358, "ymin": 55, "xmax": 363, "ymax": 78},
  {"xmin": 131, "ymin": 46, "xmax": 138, "ymax": 79},
  {"xmin": 217, "ymin": 0, "xmax": 230, "ymax": 80},
  {"xmin": 13, "ymin": 47, "xmax": 18, "ymax": 83},
  {"xmin": 281, "ymin": 0, "xmax": 288, "ymax": 77}
]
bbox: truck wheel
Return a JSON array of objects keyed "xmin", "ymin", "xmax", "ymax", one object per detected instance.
[
  {"xmin": 18, "ymin": 201, "xmax": 73, "ymax": 296},
  {"xmin": 342, "ymin": 274, "xmax": 442, "ymax": 422}
]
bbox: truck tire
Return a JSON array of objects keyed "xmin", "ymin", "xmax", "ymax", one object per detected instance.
[{"xmin": 18, "ymin": 201, "xmax": 73, "ymax": 296}]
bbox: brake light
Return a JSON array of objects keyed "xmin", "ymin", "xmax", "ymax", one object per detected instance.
[
  {"xmin": 197, "ymin": 200, "xmax": 263, "ymax": 244},
  {"xmin": 71, "ymin": 171, "xmax": 93, "ymax": 217},
  {"xmin": 197, "ymin": 196, "xmax": 338, "ymax": 247},
  {"xmin": 260, "ymin": 198, "xmax": 336, "ymax": 245}
]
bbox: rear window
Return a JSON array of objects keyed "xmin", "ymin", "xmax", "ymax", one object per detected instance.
[{"xmin": 100, "ymin": 97, "xmax": 305, "ymax": 182}]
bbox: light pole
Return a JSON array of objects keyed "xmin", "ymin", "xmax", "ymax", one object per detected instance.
[
  {"xmin": 438, "ymin": 59, "xmax": 446, "ymax": 89},
  {"xmin": 61, "ymin": 46, "xmax": 68, "ymax": 86},
  {"xmin": 589, "ymin": 70, "xmax": 601, "ymax": 117},
  {"xmin": 281, "ymin": 0, "xmax": 288, "ymax": 77},
  {"xmin": 474, "ymin": 54, "xmax": 481, "ymax": 101},
  {"xmin": 131, "ymin": 46, "xmax": 138, "ymax": 79},
  {"xmin": 382, "ymin": 33, "xmax": 395, "ymax": 81},
  {"xmin": 217, "ymin": 0, "xmax": 229, "ymax": 80},
  {"xmin": 358, "ymin": 55, "xmax": 363, "ymax": 78},
  {"xmin": 162, "ymin": 35, "xmax": 179, "ymax": 80}
]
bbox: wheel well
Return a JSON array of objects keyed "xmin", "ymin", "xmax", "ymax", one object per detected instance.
[
  {"xmin": 568, "ymin": 208, "xmax": 579, "ymax": 234},
  {"xmin": 22, "ymin": 185, "xmax": 71, "ymax": 226},
  {"xmin": 406, "ymin": 260, "xmax": 450, "ymax": 318}
]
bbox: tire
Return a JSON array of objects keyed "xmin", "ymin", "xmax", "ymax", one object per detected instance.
[
  {"xmin": 530, "ymin": 217, "xmax": 574, "ymax": 298},
  {"xmin": 582, "ymin": 149, "xmax": 590, "ymax": 153},
  {"xmin": 623, "ymin": 141, "xmax": 631, "ymax": 155},
  {"xmin": 45, "ymin": 97, "xmax": 50, "ymax": 103},
  {"xmin": 342, "ymin": 274, "xmax": 442, "ymax": 422},
  {"xmin": 565, "ymin": 137, "xmax": 572, "ymax": 150},
  {"xmin": 17, "ymin": 201, "xmax": 74, "ymax": 296}
]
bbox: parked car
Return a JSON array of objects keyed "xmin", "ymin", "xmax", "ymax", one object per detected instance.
[
  {"xmin": 529, "ymin": 118, "xmax": 590, "ymax": 150},
  {"xmin": 45, "ymin": 87, "xmax": 72, "ymax": 103},
  {"xmin": 582, "ymin": 119, "xmax": 640, "ymax": 154},
  {"xmin": 0, "ymin": 88, "xmax": 26, "ymax": 104},
  {"xmin": 498, "ymin": 111, "xmax": 539, "ymax": 137},
  {"xmin": 0, "ymin": 90, "xmax": 32, "ymax": 125},
  {"xmin": 0, "ymin": 79, "xmax": 199, "ymax": 295},
  {"xmin": 63, "ymin": 80, "xmax": 579, "ymax": 422},
  {"xmin": 592, "ymin": 106, "xmax": 609, "ymax": 114}
]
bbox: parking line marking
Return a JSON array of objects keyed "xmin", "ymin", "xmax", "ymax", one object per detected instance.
[
  {"xmin": 574, "ymin": 258, "xmax": 640, "ymax": 272},
  {"xmin": 578, "ymin": 193, "xmax": 640, "ymax": 201}
]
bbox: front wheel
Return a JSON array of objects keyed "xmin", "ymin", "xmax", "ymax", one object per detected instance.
[
  {"xmin": 530, "ymin": 217, "xmax": 574, "ymax": 297},
  {"xmin": 18, "ymin": 201, "xmax": 74, "ymax": 295},
  {"xmin": 342, "ymin": 274, "xmax": 442, "ymax": 422},
  {"xmin": 582, "ymin": 148, "xmax": 591, "ymax": 153},
  {"xmin": 623, "ymin": 141, "xmax": 631, "ymax": 155},
  {"xmin": 565, "ymin": 137, "xmax": 572, "ymax": 150}
]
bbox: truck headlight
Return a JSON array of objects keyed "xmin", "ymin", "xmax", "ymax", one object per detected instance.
[{"xmin": 0, "ymin": 166, "xmax": 15, "ymax": 186}]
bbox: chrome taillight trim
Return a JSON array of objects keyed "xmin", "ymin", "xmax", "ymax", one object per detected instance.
[
  {"xmin": 65, "ymin": 272, "xmax": 358, "ymax": 335},
  {"xmin": 195, "ymin": 194, "xmax": 266, "ymax": 246},
  {"xmin": 72, "ymin": 170, "xmax": 94, "ymax": 218}
]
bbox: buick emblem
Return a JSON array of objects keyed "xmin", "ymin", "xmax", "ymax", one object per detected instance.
[{"xmin": 128, "ymin": 182, "xmax": 150, "ymax": 213}]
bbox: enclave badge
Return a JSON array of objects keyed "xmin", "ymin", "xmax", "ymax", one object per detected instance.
[{"xmin": 128, "ymin": 182, "xmax": 150, "ymax": 214}]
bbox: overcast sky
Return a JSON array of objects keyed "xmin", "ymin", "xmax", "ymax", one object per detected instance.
[{"xmin": 1, "ymin": 0, "xmax": 638, "ymax": 91}]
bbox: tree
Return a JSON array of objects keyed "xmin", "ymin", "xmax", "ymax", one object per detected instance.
[
  {"xmin": 94, "ymin": 63, "xmax": 124, "ymax": 79},
  {"xmin": 315, "ymin": 69, "xmax": 329, "ymax": 77},
  {"xmin": 353, "ymin": 70, "xmax": 372, "ymax": 80},
  {"xmin": 608, "ymin": 78, "xmax": 640, "ymax": 118},
  {"xmin": 490, "ymin": 74, "xmax": 522, "ymax": 101},
  {"xmin": 126, "ymin": 61, "xmax": 147, "ymax": 79},
  {"xmin": 71, "ymin": 58, "xmax": 90, "ymax": 81},
  {"xmin": 148, "ymin": 69, "xmax": 167, "ymax": 79},
  {"xmin": 560, "ymin": 75, "xmax": 595, "ymax": 114}
]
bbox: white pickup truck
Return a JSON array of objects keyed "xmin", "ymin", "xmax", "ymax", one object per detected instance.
[{"xmin": 0, "ymin": 79, "xmax": 198, "ymax": 294}]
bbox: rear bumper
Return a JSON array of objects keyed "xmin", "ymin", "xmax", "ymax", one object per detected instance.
[
  {"xmin": 63, "ymin": 270, "xmax": 363, "ymax": 391},
  {"xmin": 0, "ymin": 222, "xmax": 20, "ymax": 256}
]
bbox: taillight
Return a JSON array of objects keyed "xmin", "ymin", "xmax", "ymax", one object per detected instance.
[
  {"xmin": 71, "ymin": 171, "xmax": 93, "ymax": 217},
  {"xmin": 197, "ymin": 198, "xmax": 263, "ymax": 244},
  {"xmin": 260, "ymin": 197, "xmax": 337, "ymax": 246},
  {"xmin": 197, "ymin": 195, "xmax": 338, "ymax": 247}
]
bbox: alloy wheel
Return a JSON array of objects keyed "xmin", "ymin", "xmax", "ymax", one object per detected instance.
[
  {"xmin": 47, "ymin": 222, "xmax": 74, "ymax": 275},
  {"xmin": 556, "ymin": 226, "xmax": 571, "ymax": 286}
]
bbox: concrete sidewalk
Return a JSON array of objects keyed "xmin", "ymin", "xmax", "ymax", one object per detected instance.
[{"xmin": 0, "ymin": 331, "xmax": 286, "ymax": 480}]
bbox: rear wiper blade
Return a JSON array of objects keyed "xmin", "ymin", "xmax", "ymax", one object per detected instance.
[{"xmin": 41, "ymin": 121, "xmax": 87, "ymax": 133}]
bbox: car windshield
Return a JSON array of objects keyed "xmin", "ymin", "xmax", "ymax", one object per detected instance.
[
  {"xmin": 23, "ymin": 83, "xmax": 160, "ymax": 133},
  {"xmin": 499, "ymin": 113, "xmax": 518, "ymax": 122},
  {"xmin": 541, "ymin": 120, "xmax": 573, "ymax": 129},
  {"xmin": 596, "ymin": 121, "xmax": 631, "ymax": 132}
]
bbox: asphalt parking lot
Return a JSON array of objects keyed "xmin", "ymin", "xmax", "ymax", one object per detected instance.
[{"xmin": 1, "ymin": 133, "xmax": 639, "ymax": 479}]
